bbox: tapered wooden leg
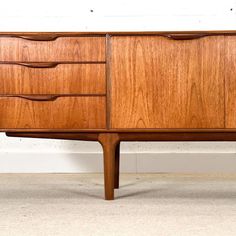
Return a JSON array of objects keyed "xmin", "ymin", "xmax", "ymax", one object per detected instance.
[
  {"xmin": 98, "ymin": 133, "xmax": 120, "ymax": 200},
  {"xmin": 115, "ymin": 142, "xmax": 120, "ymax": 189}
]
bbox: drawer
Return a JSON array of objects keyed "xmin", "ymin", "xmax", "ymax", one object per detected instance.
[
  {"xmin": 0, "ymin": 96, "xmax": 106, "ymax": 129},
  {"xmin": 0, "ymin": 63, "xmax": 106, "ymax": 95},
  {"xmin": 0, "ymin": 36, "xmax": 105, "ymax": 62}
]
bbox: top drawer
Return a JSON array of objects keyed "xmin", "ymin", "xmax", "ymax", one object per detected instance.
[{"xmin": 0, "ymin": 36, "xmax": 105, "ymax": 62}]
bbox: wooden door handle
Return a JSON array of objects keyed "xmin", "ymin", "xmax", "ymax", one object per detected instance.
[
  {"xmin": 13, "ymin": 95, "xmax": 60, "ymax": 101},
  {"xmin": 16, "ymin": 62, "xmax": 59, "ymax": 68},
  {"xmin": 165, "ymin": 34, "xmax": 207, "ymax": 40},
  {"xmin": 17, "ymin": 35, "xmax": 59, "ymax": 41}
]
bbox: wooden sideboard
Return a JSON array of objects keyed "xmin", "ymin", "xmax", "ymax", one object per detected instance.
[{"xmin": 2, "ymin": 32, "xmax": 236, "ymax": 200}]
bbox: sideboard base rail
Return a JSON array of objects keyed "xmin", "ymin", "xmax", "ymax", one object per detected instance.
[{"xmin": 6, "ymin": 131, "xmax": 236, "ymax": 141}]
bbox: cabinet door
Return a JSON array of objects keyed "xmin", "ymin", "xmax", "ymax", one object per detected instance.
[
  {"xmin": 110, "ymin": 36, "xmax": 224, "ymax": 129},
  {"xmin": 225, "ymin": 36, "xmax": 236, "ymax": 128}
]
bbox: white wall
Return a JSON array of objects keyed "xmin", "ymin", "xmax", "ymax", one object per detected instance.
[{"xmin": 0, "ymin": 0, "xmax": 236, "ymax": 173}]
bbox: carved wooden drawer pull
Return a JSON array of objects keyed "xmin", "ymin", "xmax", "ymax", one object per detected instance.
[
  {"xmin": 165, "ymin": 33, "xmax": 207, "ymax": 40},
  {"xmin": 16, "ymin": 62, "xmax": 59, "ymax": 68},
  {"xmin": 12, "ymin": 95, "xmax": 60, "ymax": 101},
  {"xmin": 17, "ymin": 35, "xmax": 58, "ymax": 41}
]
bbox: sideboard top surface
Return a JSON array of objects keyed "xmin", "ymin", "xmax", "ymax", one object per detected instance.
[{"xmin": 1, "ymin": 31, "xmax": 236, "ymax": 36}]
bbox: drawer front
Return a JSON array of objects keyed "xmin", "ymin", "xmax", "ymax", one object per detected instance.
[
  {"xmin": 0, "ymin": 63, "xmax": 106, "ymax": 95},
  {"xmin": 0, "ymin": 36, "xmax": 105, "ymax": 62},
  {"xmin": 0, "ymin": 96, "xmax": 106, "ymax": 129}
]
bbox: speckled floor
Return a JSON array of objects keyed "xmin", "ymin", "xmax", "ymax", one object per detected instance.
[{"xmin": 0, "ymin": 173, "xmax": 236, "ymax": 236}]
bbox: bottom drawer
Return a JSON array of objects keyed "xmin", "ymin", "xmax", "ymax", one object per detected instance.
[{"xmin": 0, "ymin": 96, "xmax": 106, "ymax": 129}]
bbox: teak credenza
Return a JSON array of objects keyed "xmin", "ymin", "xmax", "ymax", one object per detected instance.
[{"xmin": 2, "ymin": 31, "xmax": 236, "ymax": 200}]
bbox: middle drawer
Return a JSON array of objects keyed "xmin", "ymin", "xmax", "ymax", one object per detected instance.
[{"xmin": 0, "ymin": 63, "xmax": 106, "ymax": 95}]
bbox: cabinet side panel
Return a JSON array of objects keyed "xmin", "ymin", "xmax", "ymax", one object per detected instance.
[{"xmin": 225, "ymin": 36, "xmax": 236, "ymax": 128}]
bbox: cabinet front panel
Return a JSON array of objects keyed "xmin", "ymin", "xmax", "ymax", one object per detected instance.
[
  {"xmin": 111, "ymin": 36, "xmax": 224, "ymax": 129},
  {"xmin": 0, "ymin": 96, "xmax": 106, "ymax": 129},
  {"xmin": 0, "ymin": 64, "xmax": 106, "ymax": 95},
  {"xmin": 0, "ymin": 37, "xmax": 105, "ymax": 62}
]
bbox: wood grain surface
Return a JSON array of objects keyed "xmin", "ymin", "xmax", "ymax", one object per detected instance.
[
  {"xmin": 0, "ymin": 37, "xmax": 105, "ymax": 62},
  {"xmin": 110, "ymin": 36, "xmax": 225, "ymax": 129},
  {"xmin": 0, "ymin": 63, "xmax": 106, "ymax": 94},
  {"xmin": 0, "ymin": 96, "xmax": 106, "ymax": 129},
  {"xmin": 225, "ymin": 36, "xmax": 236, "ymax": 128}
]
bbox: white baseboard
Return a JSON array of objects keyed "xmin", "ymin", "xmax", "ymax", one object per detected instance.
[{"xmin": 0, "ymin": 152, "xmax": 236, "ymax": 173}]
